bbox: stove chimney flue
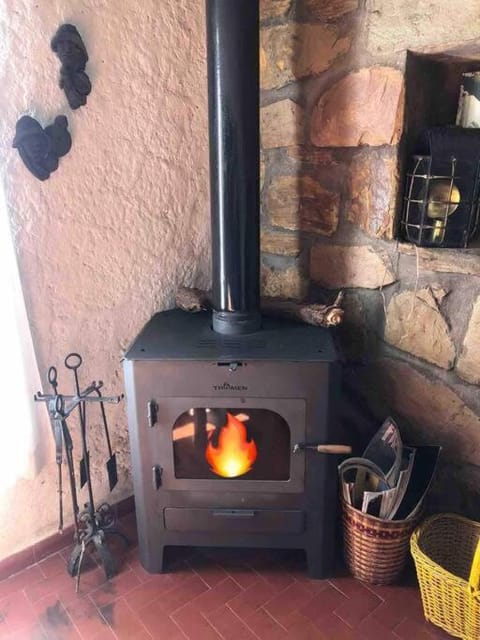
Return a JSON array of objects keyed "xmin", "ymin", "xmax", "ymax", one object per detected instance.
[{"xmin": 207, "ymin": 0, "xmax": 261, "ymax": 335}]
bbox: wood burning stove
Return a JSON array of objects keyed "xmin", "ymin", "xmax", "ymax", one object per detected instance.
[
  {"xmin": 124, "ymin": 312, "xmax": 339, "ymax": 577},
  {"xmin": 123, "ymin": 0, "xmax": 341, "ymax": 578}
]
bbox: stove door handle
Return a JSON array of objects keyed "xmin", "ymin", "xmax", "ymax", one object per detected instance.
[
  {"xmin": 147, "ymin": 400, "xmax": 158, "ymax": 428},
  {"xmin": 212, "ymin": 510, "xmax": 256, "ymax": 518},
  {"xmin": 152, "ymin": 465, "xmax": 163, "ymax": 490}
]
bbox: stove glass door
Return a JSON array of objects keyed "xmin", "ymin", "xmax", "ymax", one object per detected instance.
[{"xmin": 173, "ymin": 408, "xmax": 290, "ymax": 480}]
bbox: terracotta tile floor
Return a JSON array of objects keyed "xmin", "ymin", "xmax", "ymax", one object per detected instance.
[{"xmin": 0, "ymin": 513, "xmax": 452, "ymax": 639}]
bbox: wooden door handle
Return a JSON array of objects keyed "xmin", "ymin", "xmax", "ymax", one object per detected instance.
[{"xmin": 315, "ymin": 444, "xmax": 352, "ymax": 455}]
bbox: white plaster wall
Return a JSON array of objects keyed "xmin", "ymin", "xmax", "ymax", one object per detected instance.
[{"xmin": 0, "ymin": 0, "xmax": 210, "ymax": 560}]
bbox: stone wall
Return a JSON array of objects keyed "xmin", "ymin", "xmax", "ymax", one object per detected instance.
[{"xmin": 259, "ymin": 0, "xmax": 480, "ymax": 515}]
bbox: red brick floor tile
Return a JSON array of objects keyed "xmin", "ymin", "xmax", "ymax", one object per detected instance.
[
  {"xmin": 5, "ymin": 620, "xmax": 48, "ymax": 639},
  {"xmin": 220, "ymin": 562, "xmax": 259, "ymax": 590},
  {"xmin": 36, "ymin": 598, "xmax": 82, "ymax": 640},
  {"xmin": 264, "ymin": 581, "xmax": 316, "ymax": 628},
  {"xmin": 208, "ymin": 604, "xmax": 258, "ymax": 640},
  {"xmin": 423, "ymin": 622, "xmax": 456, "ymax": 639},
  {"xmin": 26, "ymin": 564, "xmax": 106, "ymax": 606},
  {"xmin": 24, "ymin": 571, "xmax": 75, "ymax": 605},
  {"xmin": 356, "ymin": 612, "xmax": 401, "ymax": 639},
  {"xmin": 299, "ymin": 585, "xmax": 348, "ymax": 627},
  {"xmin": 99, "ymin": 597, "xmax": 151, "ymax": 640},
  {"xmin": 252, "ymin": 564, "xmax": 295, "ymax": 594},
  {"xmin": 329, "ymin": 574, "xmax": 375, "ymax": 600},
  {"xmin": 283, "ymin": 611, "xmax": 326, "ymax": 639},
  {"xmin": 285, "ymin": 566, "xmax": 332, "ymax": 595},
  {"xmin": 30, "ymin": 591, "xmax": 69, "ymax": 617},
  {"xmin": 38, "ymin": 553, "xmax": 68, "ymax": 580},
  {"xmin": 90, "ymin": 629, "xmax": 117, "ymax": 640},
  {"xmin": 126, "ymin": 556, "xmax": 155, "ymax": 584},
  {"xmin": 364, "ymin": 571, "xmax": 418, "ymax": 601},
  {"xmin": 63, "ymin": 594, "xmax": 114, "ymax": 639},
  {"xmin": 0, "ymin": 565, "xmax": 44, "ymax": 600},
  {"xmin": 172, "ymin": 601, "xmax": 222, "ymax": 639},
  {"xmin": 334, "ymin": 583, "xmax": 383, "ymax": 628},
  {"xmin": 138, "ymin": 603, "xmax": 186, "ymax": 640},
  {"xmin": 314, "ymin": 614, "xmax": 357, "ymax": 640},
  {"xmin": 393, "ymin": 617, "xmax": 438, "ymax": 639},
  {"xmin": 0, "ymin": 590, "xmax": 37, "ymax": 633},
  {"xmin": 124, "ymin": 573, "xmax": 178, "ymax": 611},
  {"xmin": 227, "ymin": 579, "xmax": 277, "ymax": 619},
  {"xmin": 370, "ymin": 598, "xmax": 409, "ymax": 630},
  {"xmin": 244, "ymin": 608, "xmax": 290, "ymax": 640},
  {"xmin": 0, "ymin": 618, "xmax": 7, "ymax": 639},
  {"xmin": 89, "ymin": 568, "xmax": 141, "ymax": 608},
  {"xmin": 71, "ymin": 566, "xmax": 109, "ymax": 600},
  {"xmin": 190, "ymin": 576, "xmax": 241, "ymax": 614},
  {"xmin": 141, "ymin": 573, "xmax": 209, "ymax": 617},
  {"xmin": 161, "ymin": 559, "xmax": 196, "ymax": 588},
  {"xmin": 187, "ymin": 553, "xmax": 228, "ymax": 588}
]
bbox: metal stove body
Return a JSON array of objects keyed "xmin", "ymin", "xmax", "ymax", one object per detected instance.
[{"xmin": 124, "ymin": 311, "xmax": 339, "ymax": 577}]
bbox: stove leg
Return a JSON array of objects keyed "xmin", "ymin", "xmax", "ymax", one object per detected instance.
[
  {"xmin": 306, "ymin": 545, "xmax": 331, "ymax": 579},
  {"xmin": 141, "ymin": 545, "xmax": 166, "ymax": 574},
  {"xmin": 157, "ymin": 546, "xmax": 166, "ymax": 573}
]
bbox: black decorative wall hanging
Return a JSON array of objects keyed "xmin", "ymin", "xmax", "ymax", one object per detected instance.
[
  {"xmin": 51, "ymin": 24, "xmax": 91, "ymax": 110},
  {"xmin": 12, "ymin": 115, "xmax": 72, "ymax": 181}
]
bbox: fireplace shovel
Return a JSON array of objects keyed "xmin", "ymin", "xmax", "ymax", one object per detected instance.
[
  {"xmin": 95, "ymin": 386, "xmax": 118, "ymax": 491},
  {"xmin": 65, "ymin": 353, "xmax": 90, "ymax": 488}
]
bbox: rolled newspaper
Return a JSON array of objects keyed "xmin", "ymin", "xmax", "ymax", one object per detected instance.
[{"xmin": 457, "ymin": 72, "xmax": 480, "ymax": 128}]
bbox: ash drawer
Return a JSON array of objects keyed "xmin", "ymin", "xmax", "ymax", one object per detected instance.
[{"xmin": 164, "ymin": 508, "xmax": 304, "ymax": 534}]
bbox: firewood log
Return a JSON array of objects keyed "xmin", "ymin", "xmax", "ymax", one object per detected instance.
[{"xmin": 175, "ymin": 288, "xmax": 344, "ymax": 328}]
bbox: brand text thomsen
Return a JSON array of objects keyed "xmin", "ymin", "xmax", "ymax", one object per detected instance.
[{"xmin": 213, "ymin": 383, "xmax": 248, "ymax": 391}]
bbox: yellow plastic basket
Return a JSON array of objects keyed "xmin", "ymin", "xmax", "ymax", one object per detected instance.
[{"xmin": 411, "ymin": 513, "xmax": 480, "ymax": 639}]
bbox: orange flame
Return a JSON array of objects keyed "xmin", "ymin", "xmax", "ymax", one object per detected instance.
[{"xmin": 205, "ymin": 412, "xmax": 257, "ymax": 478}]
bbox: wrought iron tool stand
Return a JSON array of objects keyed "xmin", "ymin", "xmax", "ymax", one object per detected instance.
[{"xmin": 35, "ymin": 354, "xmax": 127, "ymax": 589}]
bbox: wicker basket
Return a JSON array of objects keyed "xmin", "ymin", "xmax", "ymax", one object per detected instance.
[
  {"xmin": 342, "ymin": 499, "xmax": 420, "ymax": 585},
  {"xmin": 411, "ymin": 513, "xmax": 480, "ymax": 639}
]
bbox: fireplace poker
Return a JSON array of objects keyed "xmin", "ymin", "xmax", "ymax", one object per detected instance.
[
  {"xmin": 47, "ymin": 366, "xmax": 79, "ymax": 534},
  {"xmin": 50, "ymin": 393, "xmax": 64, "ymax": 532},
  {"xmin": 65, "ymin": 353, "xmax": 90, "ymax": 489}
]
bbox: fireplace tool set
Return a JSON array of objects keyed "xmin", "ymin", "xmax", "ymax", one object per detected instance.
[{"xmin": 34, "ymin": 353, "xmax": 127, "ymax": 589}]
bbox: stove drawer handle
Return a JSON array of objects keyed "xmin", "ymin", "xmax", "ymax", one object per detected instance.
[
  {"xmin": 212, "ymin": 510, "xmax": 256, "ymax": 518},
  {"xmin": 293, "ymin": 443, "xmax": 352, "ymax": 455},
  {"xmin": 152, "ymin": 465, "xmax": 163, "ymax": 490}
]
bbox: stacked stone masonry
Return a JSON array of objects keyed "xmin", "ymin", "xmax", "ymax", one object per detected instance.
[{"xmin": 259, "ymin": 0, "xmax": 480, "ymax": 513}]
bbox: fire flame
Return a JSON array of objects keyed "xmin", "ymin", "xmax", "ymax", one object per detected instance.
[{"xmin": 205, "ymin": 412, "xmax": 257, "ymax": 478}]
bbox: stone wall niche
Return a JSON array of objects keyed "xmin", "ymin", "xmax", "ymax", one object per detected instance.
[
  {"xmin": 402, "ymin": 46, "xmax": 480, "ymax": 246},
  {"xmin": 404, "ymin": 47, "xmax": 480, "ymax": 157}
]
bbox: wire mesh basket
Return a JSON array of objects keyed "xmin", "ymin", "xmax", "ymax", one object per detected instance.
[{"xmin": 401, "ymin": 155, "xmax": 480, "ymax": 248}]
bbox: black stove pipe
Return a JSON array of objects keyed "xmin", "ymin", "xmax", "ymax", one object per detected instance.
[{"xmin": 206, "ymin": 0, "xmax": 261, "ymax": 335}]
